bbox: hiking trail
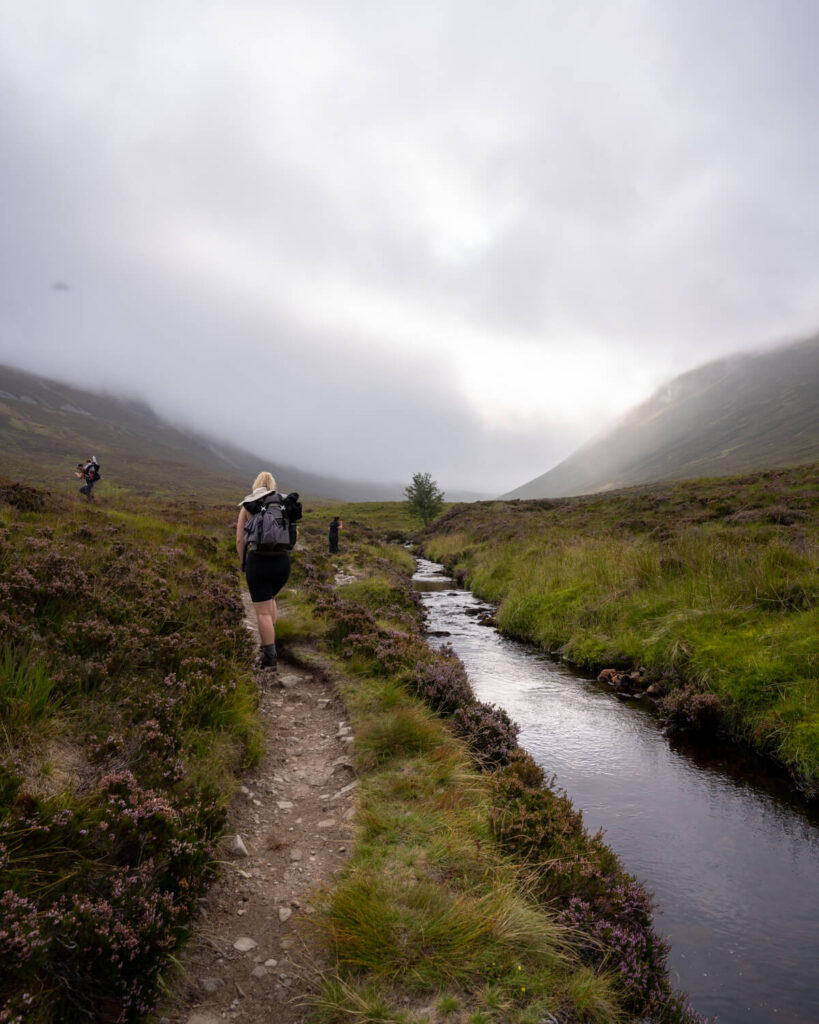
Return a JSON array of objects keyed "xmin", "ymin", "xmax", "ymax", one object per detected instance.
[{"xmin": 155, "ymin": 591, "xmax": 355, "ymax": 1024}]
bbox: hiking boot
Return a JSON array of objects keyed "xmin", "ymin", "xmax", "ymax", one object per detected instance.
[{"xmin": 260, "ymin": 643, "xmax": 277, "ymax": 670}]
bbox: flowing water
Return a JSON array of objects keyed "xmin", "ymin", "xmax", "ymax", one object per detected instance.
[{"xmin": 413, "ymin": 559, "xmax": 819, "ymax": 1024}]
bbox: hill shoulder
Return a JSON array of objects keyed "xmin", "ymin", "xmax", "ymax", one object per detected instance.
[{"xmin": 505, "ymin": 334, "xmax": 819, "ymax": 499}]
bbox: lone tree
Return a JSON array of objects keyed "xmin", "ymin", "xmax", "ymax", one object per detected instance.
[{"xmin": 405, "ymin": 472, "xmax": 445, "ymax": 525}]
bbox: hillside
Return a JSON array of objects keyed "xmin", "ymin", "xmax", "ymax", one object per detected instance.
[
  {"xmin": 0, "ymin": 363, "xmax": 404, "ymax": 502},
  {"xmin": 504, "ymin": 334, "xmax": 819, "ymax": 498}
]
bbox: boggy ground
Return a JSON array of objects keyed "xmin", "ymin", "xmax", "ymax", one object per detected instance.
[{"xmin": 155, "ymin": 595, "xmax": 355, "ymax": 1024}]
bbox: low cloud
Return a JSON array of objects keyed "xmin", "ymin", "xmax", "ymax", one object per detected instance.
[{"xmin": 1, "ymin": 1, "xmax": 817, "ymax": 492}]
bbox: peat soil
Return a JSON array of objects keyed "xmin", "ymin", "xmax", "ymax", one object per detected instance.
[{"xmin": 154, "ymin": 593, "xmax": 354, "ymax": 1024}]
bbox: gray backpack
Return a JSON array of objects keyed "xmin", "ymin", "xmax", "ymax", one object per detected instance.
[{"xmin": 243, "ymin": 492, "xmax": 296, "ymax": 558}]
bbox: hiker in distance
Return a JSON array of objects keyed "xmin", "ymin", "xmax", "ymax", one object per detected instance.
[
  {"xmin": 74, "ymin": 456, "xmax": 100, "ymax": 500},
  {"xmin": 236, "ymin": 472, "xmax": 302, "ymax": 670},
  {"xmin": 329, "ymin": 515, "xmax": 342, "ymax": 553}
]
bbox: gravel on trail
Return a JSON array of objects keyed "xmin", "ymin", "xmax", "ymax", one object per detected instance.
[{"xmin": 155, "ymin": 592, "xmax": 355, "ymax": 1024}]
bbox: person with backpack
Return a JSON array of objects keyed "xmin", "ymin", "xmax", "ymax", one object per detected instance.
[
  {"xmin": 74, "ymin": 456, "xmax": 100, "ymax": 499},
  {"xmin": 328, "ymin": 515, "xmax": 342, "ymax": 553},
  {"xmin": 235, "ymin": 471, "xmax": 301, "ymax": 670}
]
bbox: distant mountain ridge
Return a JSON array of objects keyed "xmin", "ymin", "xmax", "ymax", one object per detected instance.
[
  {"xmin": 503, "ymin": 334, "xmax": 819, "ymax": 499},
  {"xmin": 0, "ymin": 364, "xmax": 405, "ymax": 502}
]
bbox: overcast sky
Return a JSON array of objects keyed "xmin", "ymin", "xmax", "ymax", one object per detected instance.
[{"xmin": 1, "ymin": 1, "xmax": 817, "ymax": 493}]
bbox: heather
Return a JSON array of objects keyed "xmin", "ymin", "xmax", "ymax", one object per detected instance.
[
  {"xmin": 419, "ymin": 465, "xmax": 819, "ymax": 795},
  {"xmin": 286, "ymin": 503, "xmax": 705, "ymax": 1023},
  {"xmin": 490, "ymin": 755, "xmax": 698, "ymax": 1020},
  {"xmin": 0, "ymin": 481, "xmax": 259, "ymax": 1022},
  {"xmin": 0, "ymin": 482, "xmax": 710, "ymax": 1023}
]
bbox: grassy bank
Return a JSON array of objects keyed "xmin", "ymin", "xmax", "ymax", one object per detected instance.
[
  {"xmin": 0, "ymin": 481, "xmax": 259, "ymax": 1022},
  {"xmin": 417, "ymin": 465, "xmax": 819, "ymax": 795},
  {"xmin": 282, "ymin": 506, "xmax": 705, "ymax": 1023}
]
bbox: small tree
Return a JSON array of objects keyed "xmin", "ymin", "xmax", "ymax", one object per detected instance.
[{"xmin": 405, "ymin": 472, "xmax": 445, "ymax": 525}]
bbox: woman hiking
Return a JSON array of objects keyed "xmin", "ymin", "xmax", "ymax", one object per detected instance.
[{"xmin": 236, "ymin": 472, "xmax": 294, "ymax": 670}]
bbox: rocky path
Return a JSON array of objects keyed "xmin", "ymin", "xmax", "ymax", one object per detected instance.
[{"xmin": 155, "ymin": 593, "xmax": 354, "ymax": 1024}]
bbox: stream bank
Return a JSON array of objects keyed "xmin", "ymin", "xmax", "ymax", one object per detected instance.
[
  {"xmin": 417, "ymin": 468, "xmax": 819, "ymax": 798},
  {"xmin": 413, "ymin": 558, "xmax": 819, "ymax": 1024}
]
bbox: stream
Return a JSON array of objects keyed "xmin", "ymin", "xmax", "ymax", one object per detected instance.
[{"xmin": 413, "ymin": 559, "xmax": 819, "ymax": 1024}]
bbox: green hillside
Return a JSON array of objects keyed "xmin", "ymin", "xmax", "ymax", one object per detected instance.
[
  {"xmin": 505, "ymin": 334, "xmax": 819, "ymax": 499},
  {"xmin": 0, "ymin": 363, "xmax": 400, "ymax": 503}
]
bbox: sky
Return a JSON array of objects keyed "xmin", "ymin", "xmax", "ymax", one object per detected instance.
[{"xmin": 1, "ymin": 1, "xmax": 817, "ymax": 494}]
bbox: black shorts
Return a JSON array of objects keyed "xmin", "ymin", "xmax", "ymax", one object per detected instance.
[{"xmin": 245, "ymin": 551, "xmax": 291, "ymax": 603}]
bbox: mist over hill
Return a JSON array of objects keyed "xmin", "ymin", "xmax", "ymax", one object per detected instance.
[
  {"xmin": 503, "ymin": 334, "xmax": 819, "ymax": 499},
  {"xmin": 0, "ymin": 364, "xmax": 408, "ymax": 502}
]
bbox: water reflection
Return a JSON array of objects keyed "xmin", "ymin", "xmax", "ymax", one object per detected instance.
[{"xmin": 413, "ymin": 559, "xmax": 819, "ymax": 1024}]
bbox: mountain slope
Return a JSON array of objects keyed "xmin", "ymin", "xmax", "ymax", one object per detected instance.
[
  {"xmin": 0, "ymin": 363, "xmax": 403, "ymax": 502},
  {"xmin": 504, "ymin": 334, "xmax": 819, "ymax": 499}
]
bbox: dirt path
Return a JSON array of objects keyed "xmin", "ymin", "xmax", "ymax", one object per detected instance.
[{"xmin": 155, "ymin": 593, "xmax": 354, "ymax": 1024}]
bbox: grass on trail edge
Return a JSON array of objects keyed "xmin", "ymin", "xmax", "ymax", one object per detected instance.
[
  {"xmin": 417, "ymin": 465, "xmax": 819, "ymax": 797},
  {"xmin": 283, "ymin": 506, "xmax": 706, "ymax": 1024}
]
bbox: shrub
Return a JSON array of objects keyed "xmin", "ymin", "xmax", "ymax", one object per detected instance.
[
  {"xmin": 317, "ymin": 596, "xmax": 379, "ymax": 646},
  {"xmin": 660, "ymin": 686, "xmax": 725, "ymax": 735},
  {"xmin": 341, "ymin": 628, "xmax": 431, "ymax": 676},
  {"xmin": 451, "ymin": 702, "xmax": 519, "ymax": 771},
  {"xmin": 409, "ymin": 648, "xmax": 473, "ymax": 715}
]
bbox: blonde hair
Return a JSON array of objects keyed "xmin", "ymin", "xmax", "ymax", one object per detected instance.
[{"xmin": 252, "ymin": 471, "xmax": 276, "ymax": 492}]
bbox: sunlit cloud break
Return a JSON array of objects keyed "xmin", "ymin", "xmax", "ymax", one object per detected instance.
[{"xmin": 0, "ymin": 0, "xmax": 817, "ymax": 491}]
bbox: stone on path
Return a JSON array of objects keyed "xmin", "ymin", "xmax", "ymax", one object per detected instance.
[
  {"xmin": 330, "ymin": 780, "xmax": 358, "ymax": 800},
  {"xmin": 186, "ymin": 1015, "xmax": 221, "ymax": 1024},
  {"xmin": 278, "ymin": 906, "xmax": 292, "ymax": 922},
  {"xmin": 198, "ymin": 977, "xmax": 225, "ymax": 994},
  {"xmin": 227, "ymin": 834, "xmax": 249, "ymax": 857},
  {"xmin": 233, "ymin": 936, "xmax": 258, "ymax": 952}
]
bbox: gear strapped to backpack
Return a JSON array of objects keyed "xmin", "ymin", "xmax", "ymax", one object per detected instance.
[
  {"xmin": 88, "ymin": 458, "xmax": 101, "ymax": 482},
  {"xmin": 242, "ymin": 491, "xmax": 302, "ymax": 568}
]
